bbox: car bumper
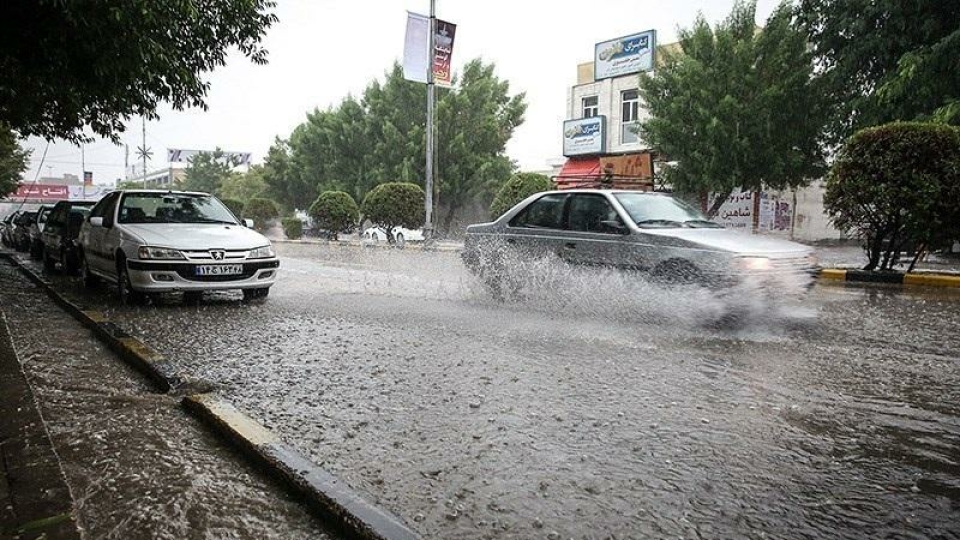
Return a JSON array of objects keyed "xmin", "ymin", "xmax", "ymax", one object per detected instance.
[{"xmin": 126, "ymin": 259, "xmax": 279, "ymax": 292}]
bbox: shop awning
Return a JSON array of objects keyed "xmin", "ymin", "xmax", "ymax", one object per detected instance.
[{"xmin": 554, "ymin": 157, "xmax": 601, "ymax": 189}]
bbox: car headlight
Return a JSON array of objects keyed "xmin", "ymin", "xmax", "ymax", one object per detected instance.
[
  {"xmin": 248, "ymin": 245, "xmax": 275, "ymax": 259},
  {"xmin": 138, "ymin": 246, "xmax": 185, "ymax": 260},
  {"xmin": 735, "ymin": 256, "xmax": 772, "ymax": 271}
]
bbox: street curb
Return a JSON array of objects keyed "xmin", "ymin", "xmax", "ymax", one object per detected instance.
[
  {"xmin": 183, "ymin": 394, "xmax": 421, "ymax": 540},
  {"xmin": 818, "ymin": 267, "xmax": 960, "ymax": 288},
  {"xmin": 271, "ymin": 238, "xmax": 463, "ymax": 253},
  {"xmin": 0, "ymin": 253, "xmax": 191, "ymax": 393}
]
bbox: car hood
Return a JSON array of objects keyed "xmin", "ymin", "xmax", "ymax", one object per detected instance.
[
  {"xmin": 122, "ymin": 223, "xmax": 271, "ymax": 250},
  {"xmin": 643, "ymin": 227, "xmax": 811, "ymax": 256}
]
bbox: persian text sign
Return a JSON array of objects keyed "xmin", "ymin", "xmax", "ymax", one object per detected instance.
[
  {"xmin": 167, "ymin": 149, "xmax": 251, "ymax": 166},
  {"xmin": 594, "ymin": 30, "xmax": 656, "ymax": 80},
  {"xmin": 433, "ymin": 19, "xmax": 456, "ymax": 87},
  {"xmin": 563, "ymin": 116, "xmax": 606, "ymax": 156},
  {"xmin": 12, "ymin": 184, "xmax": 69, "ymax": 200}
]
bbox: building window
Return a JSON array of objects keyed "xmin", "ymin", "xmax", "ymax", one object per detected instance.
[
  {"xmin": 582, "ymin": 96, "xmax": 598, "ymax": 118},
  {"xmin": 621, "ymin": 89, "xmax": 639, "ymax": 144}
]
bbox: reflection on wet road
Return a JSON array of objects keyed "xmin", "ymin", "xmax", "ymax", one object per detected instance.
[{"xmin": 34, "ymin": 244, "xmax": 960, "ymax": 539}]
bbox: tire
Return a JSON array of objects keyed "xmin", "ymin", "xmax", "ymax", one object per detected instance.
[
  {"xmin": 80, "ymin": 253, "xmax": 99, "ymax": 288},
  {"xmin": 395, "ymin": 233, "xmax": 405, "ymax": 249},
  {"xmin": 242, "ymin": 287, "xmax": 270, "ymax": 301},
  {"xmin": 43, "ymin": 248, "xmax": 56, "ymax": 271},
  {"xmin": 116, "ymin": 258, "xmax": 144, "ymax": 305},
  {"xmin": 30, "ymin": 241, "xmax": 42, "ymax": 260},
  {"xmin": 60, "ymin": 249, "xmax": 77, "ymax": 276}
]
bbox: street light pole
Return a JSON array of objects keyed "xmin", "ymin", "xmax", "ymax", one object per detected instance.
[{"xmin": 424, "ymin": 0, "xmax": 436, "ymax": 242}]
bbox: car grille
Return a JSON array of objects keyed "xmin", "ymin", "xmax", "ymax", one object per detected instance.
[{"xmin": 181, "ymin": 249, "xmax": 250, "ymax": 261}]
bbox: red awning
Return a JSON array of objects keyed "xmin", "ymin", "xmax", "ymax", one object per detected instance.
[{"xmin": 554, "ymin": 157, "xmax": 601, "ymax": 189}]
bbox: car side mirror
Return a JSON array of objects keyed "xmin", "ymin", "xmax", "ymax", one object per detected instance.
[
  {"xmin": 89, "ymin": 216, "xmax": 104, "ymax": 227},
  {"xmin": 600, "ymin": 220, "xmax": 629, "ymax": 234},
  {"xmin": 243, "ymin": 218, "xmax": 254, "ymax": 228}
]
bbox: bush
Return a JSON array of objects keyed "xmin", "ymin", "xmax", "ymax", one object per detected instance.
[
  {"xmin": 360, "ymin": 182, "xmax": 425, "ymax": 243},
  {"xmin": 489, "ymin": 173, "xmax": 554, "ymax": 219},
  {"xmin": 308, "ymin": 191, "xmax": 359, "ymax": 241},
  {"xmin": 825, "ymin": 122, "xmax": 960, "ymax": 271},
  {"xmin": 220, "ymin": 197, "xmax": 245, "ymax": 219},
  {"xmin": 242, "ymin": 197, "xmax": 279, "ymax": 231},
  {"xmin": 281, "ymin": 217, "xmax": 303, "ymax": 240}
]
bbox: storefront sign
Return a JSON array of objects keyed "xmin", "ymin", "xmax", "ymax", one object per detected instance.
[
  {"xmin": 563, "ymin": 116, "xmax": 606, "ymax": 156},
  {"xmin": 595, "ymin": 30, "xmax": 656, "ymax": 80},
  {"xmin": 11, "ymin": 184, "xmax": 69, "ymax": 201}
]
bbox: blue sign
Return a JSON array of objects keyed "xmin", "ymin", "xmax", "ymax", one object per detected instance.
[
  {"xmin": 595, "ymin": 30, "xmax": 656, "ymax": 80},
  {"xmin": 563, "ymin": 117, "xmax": 606, "ymax": 156}
]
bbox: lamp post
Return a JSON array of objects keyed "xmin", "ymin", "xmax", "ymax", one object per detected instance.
[{"xmin": 424, "ymin": 0, "xmax": 436, "ymax": 242}]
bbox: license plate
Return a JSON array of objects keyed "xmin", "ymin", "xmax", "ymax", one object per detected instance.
[{"xmin": 196, "ymin": 264, "xmax": 243, "ymax": 276}]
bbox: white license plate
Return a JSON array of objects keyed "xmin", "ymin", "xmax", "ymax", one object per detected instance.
[{"xmin": 196, "ymin": 264, "xmax": 243, "ymax": 276}]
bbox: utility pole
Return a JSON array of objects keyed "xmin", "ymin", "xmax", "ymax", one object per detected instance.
[
  {"xmin": 142, "ymin": 118, "xmax": 147, "ymax": 187},
  {"xmin": 124, "ymin": 144, "xmax": 129, "ymax": 179},
  {"xmin": 424, "ymin": 0, "xmax": 436, "ymax": 242}
]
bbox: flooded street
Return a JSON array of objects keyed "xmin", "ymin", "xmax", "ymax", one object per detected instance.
[{"xmin": 23, "ymin": 244, "xmax": 960, "ymax": 539}]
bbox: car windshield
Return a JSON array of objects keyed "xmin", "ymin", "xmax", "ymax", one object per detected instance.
[
  {"xmin": 613, "ymin": 193, "xmax": 723, "ymax": 229},
  {"xmin": 118, "ymin": 193, "xmax": 238, "ymax": 225}
]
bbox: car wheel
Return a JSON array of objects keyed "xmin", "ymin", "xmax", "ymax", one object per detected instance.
[
  {"xmin": 80, "ymin": 253, "xmax": 99, "ymax": 288},
  {"xmin": 60, "ymin": 249, "xmax": 76, "ymax": 276},
  {"xmin": 395, "ymin": 233, "xmax": 405, "ymax": 249},
  {"xmin": 242, "ymin": 287, "xmax": 270, "ymax": 301},
  {"xmin": 30, "ymin": 241, "xmax": 42, "ymax": 260},
  {"xmin": 43, "ymin": 248, "xmax": 56, "ymax": 271},
  {"xmin": 117, "ymin": 260, "xmax": 144, "ymax": 305}
]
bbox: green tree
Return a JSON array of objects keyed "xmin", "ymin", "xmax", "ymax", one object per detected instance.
[
  {"xmin": 0, "ymin": 0, "xmax": 276, "ymax": 143},
  {"xmin": 797, "ymin": 0, "xmax": 960, "ymax": 142},
  {"xmin": 489, "ymin": 173, "xmax": 553, "ymax": 219},
  {"xmin": 182, "ymin": 149, "xmax": 239, "ymax": 194},
  {"xmin": 281, "ymin": 217, "xmax": 303, "ymax": 240},
  {"xmin": 0, "ymin": 124, "xmax": 30, "ymax": 196},
  {"xmin": 262, "ymin": 137, "xmax": 316, "ymax": 213},
  {"xmin": 308, "ymin": 191, "xmax": 359, "ymax": 241},
  {"xmin": 243, "ymin": 197, "xmax": 278, "ymax": 231},
  {"xmin": 360, "ymin": 182, "xmax": 425, "ymax": 244},
  {"xmin": 639, "ymin": 1, "xmax": 826, "ymax": 217},
  {"xmin": 219, "ymin": 165, "xmax": 267, "ymax": 203},
  {"xmin": 824, "ymin": 122, "xmax": 960, "ymax": 271},
  {"xmin": 220, "ymin": 198, "xmax": 245, "ymax": 219}
]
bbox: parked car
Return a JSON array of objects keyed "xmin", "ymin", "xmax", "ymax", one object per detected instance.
[
  {"xmin": 78, "ymin": 190, "xmax": 279, "ymax": 303},
  {"xmin": 1, "ymin": 211, "xmax": 20, "ymax": 247},
  {"xmin": 41, "ymin": 200, "xmax": 96, "ymax": 274},
  {"xmin": 11, "ymin": 211, "xmax": 38, "ymax": 252},
  {"xmin": 461, "ymin": 189, "xmax": 818, "ymax": 297},
  {"xmin": 27, "ymin": 205, "xmax": 53, "ymax": 259},
  {"xmin": 363, "ymin": 226, "xmax": 424, "ymax": 247}
]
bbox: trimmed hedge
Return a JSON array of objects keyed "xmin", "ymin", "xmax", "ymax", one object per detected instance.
[
  {"xmin": 360, "ymin": 183, "xmax": 425, "ymax": 242},
  {"xmin": 281, "ymin": 217, "xmax": 303, "ymax": 239},
  {"xmin": 308, "ymin": 191, "xmax": 359, "ymax": 240},
  {"xmin": 243, "ymin": 197, "xmax": 279, "ymax": 231},
  {"xmin": 489, "ymin": 173, "xmax": 554, "ymax": 219}
]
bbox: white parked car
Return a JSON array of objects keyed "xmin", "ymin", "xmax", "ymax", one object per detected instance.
[
  {"xmin": 362, "ymin": 226, "xmax": 424, "ymax": 247},
  {"xmin": 78, "ymin": 190, "xmax": 279, "ymax": 303}
]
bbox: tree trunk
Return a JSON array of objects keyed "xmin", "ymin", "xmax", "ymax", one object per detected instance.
[
  {"xmin": 864, "ymin": 233, "xmax": 883, "ymax": 271},
  {"xmin": 705, "ymin": 188, "xmax": 734, "ymax": 219},
  {"xmin": 907, "ymin": 243, "xmax": 926, "ymax": 273},
  {"xmin": 441, "ymin": 203, "xmax": 460, "ymax": 237}
]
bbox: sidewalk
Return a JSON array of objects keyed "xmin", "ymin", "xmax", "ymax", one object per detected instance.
[{"xmin": 814, "ymin": 245, "xmax": 960, "ymax": 275}]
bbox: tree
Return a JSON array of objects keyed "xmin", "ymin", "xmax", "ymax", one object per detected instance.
[
  {"xmin": 489, "ymin": 173, "xmax": 553, "ymax": 219},
  {"xmin": 262, "ymin": 137, "xmax": 316, "ymax": 213},
  {"xmin": 220, "ymin": 198, "xmax": 246, "ymax": 219},
  {"xmin": 797, "ymin": 0, "xmax": 960, "ymax": 142},
  {"xmin": 0, "ymin": 0, "xmax": 277, "ymax": 142},
  {"xmin": 0, "ymin": 124, "xmax": 29, "ymax": 196},
  {"xmin": 639, "ymin": 1, "xmax": 826, "ymax": 217},
  {"xmin": 308, "ymin": 191, "xmax": 359, "ymax": 241},
  {"xmin": 219, "ymin": 165, "xmax": 268, "ymax": 203},
  {"xmin": 360, "ymin": 183, "xmax": 425, "ymax": 243},
  {"xmin": 281, "ymin": 217, "xmax": 303, "ymax": 240},
  {"xmin": 243, "ymin": 197, "xmax": 279, "ymax": 231},
  {"xmin": 182, "ymin": 149, "xmax": 239, "ymax": 194},
  {"xmin": 824, "ymin": 122, "xmax": 960, "ymax": 271}
]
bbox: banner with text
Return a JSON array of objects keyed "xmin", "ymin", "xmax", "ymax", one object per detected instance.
[
  {"xmin": 167, "ymin": 149, "xmax": 251, "ymax": 166},
  {"xmin": 433, "ymin": 19, "xmax": 456, "ymax": 87},
  {"xmin": 595, "ymin": 30, "xmax": 656, "ymax": 80},
  {"xmin": 402, "ymin": 12, "xmax": 457, "ymax": 87}
]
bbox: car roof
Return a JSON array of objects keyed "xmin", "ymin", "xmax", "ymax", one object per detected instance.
[
  {"xmin": 114, "ymin": 189, "xmax": 212, "ymax": 196},
  {"xmin": 539, "ymin": 189, "xmax": 669, "ymax": 196}
]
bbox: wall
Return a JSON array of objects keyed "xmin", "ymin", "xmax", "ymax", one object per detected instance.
[{"xmin": 710, "ymin": 184, "xmax": 848, "ymax": 243}]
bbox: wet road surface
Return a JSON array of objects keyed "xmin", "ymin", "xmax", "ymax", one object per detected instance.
[{"xmin": 22, "ymin": 244, "xmax": 960, "ymax": 539}]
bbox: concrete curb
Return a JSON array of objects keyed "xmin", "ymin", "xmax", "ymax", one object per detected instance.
[
  {"xmin": 271, "ymin": 238, "xmax": 463, "ymax": 253},
  {"xmin": 0, "ymin": 253, "xmax": 195, "ymax": 393},
  {"xmin": 818, "ymin": 267, "xmax": 960, "ymax": 288},
  {"xmin": 183, "ymin": 394, "xmax": 421, "ymax": 540}
]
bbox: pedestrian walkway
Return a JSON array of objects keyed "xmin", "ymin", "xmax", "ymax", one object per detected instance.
[{"xmin": 814, "ymin": 245, "xmax": 960, "ymax": 274}]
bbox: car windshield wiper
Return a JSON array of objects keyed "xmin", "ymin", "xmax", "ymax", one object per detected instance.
[
  {"xmin": 192, "ymin": 218, "xmax": 239, "ymax": 225},
  {"xmin": 684, "ymin": 219, "xmax": 723, "ymax": 228},
  {"xmin": 636, "ymin": 219, "xmax": 684, "ymax": 228}
]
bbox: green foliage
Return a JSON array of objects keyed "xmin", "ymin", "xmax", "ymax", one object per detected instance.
[
  {"xmin": 489, "ymin": 173, "xmax": 553, "ymax": 219},
  {"xmin": 264, "ymin": 59, "xmax": 525, "ymax": 233},
  {"xmin": 0, "ymin": 124, "xmax": 29, "ymax": 196},
  {"xmin": 220, "ymin": 198, "xmax": 245, "ymax": 219},
  {"xmin": 360, "ymin": 183, "xmax": 425, "ymax": 242},
  {"xmin": 308, "ymin": 191, "xmax": 359, "ymax": 240},
  {"xmin": 639, "ymin": 1, "xmax": 826, "ymax": 216},
  {"xmin": 242, "ymin": 197, "xmax": 279, "ymax": 231},
  {"xmin": 218, "ymin": 165, "xmax": 267, "ymax": 203},
  {"xmin": 798, "ymin": 0, "xmax": 960, "ymax": 142},
  {"xmin": 824, "ymin": 122, "xmax": 960, "ymax": 271},
  {"xmin": 116, "ymin": 180, "xmax": 144, "ymax": 190},
  {"xmin": 0, "ymin": 0, "xmax": 277, "ymax": 143},
  {"xmin": 281, "ymin": 217, "xmax": 303, "ymax": 240},
  {"xmin": 182, "ymin": 149, "xmax": 238, "ymax": 194}
]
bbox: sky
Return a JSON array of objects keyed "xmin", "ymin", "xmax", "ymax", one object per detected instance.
[{"xmin": 22, "ymin": 0, "xmax": 780, "ymax": 186}]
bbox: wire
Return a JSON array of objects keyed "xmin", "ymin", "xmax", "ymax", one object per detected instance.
[{"xmin": 11, "ymin": 141, "xmax": 51, "ymax": 213}]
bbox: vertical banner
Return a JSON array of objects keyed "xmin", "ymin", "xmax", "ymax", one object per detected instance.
[
  {"xmin": 403, "ymin": 12, "xmax": 429, "ymax": 84},
  {"xmin": 433, "ymin": 19, "xmax": 456, "ymax": 87}
]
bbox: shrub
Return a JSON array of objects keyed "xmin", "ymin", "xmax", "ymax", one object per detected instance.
[
  {"xmin": 243, "ymin": 197, "xmax": 279, "ymax": 231},
  {"xmin": 308, "ymin": 191, "xmax": 359, "ymax": 241},
  {"xmin": 281, "ymin": 217, "xmax": 303, "ymax": 240},
  {"xmin": 825, "ymin": 122, "xmax": 960, "ymax": 271},
  {"xmin": 220, "ymin": 197, "xmax": 245, "ymax": 219},
  {"xmin": 360, "ymin": 182, "xmax": 425, "ymax": 243},
  {"xmin": 489, "ymin": 173, "xmax": 554, "ymax": 219}
]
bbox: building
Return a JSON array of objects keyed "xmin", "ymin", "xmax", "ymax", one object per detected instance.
[
  {"xmin": 123, "ymin": 165, "xmax": 188, "ymax": 188},
  {"xmin": 556, "ymin": 30, "xmax": 669, "ymax": 190}
]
